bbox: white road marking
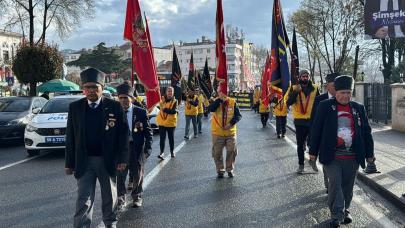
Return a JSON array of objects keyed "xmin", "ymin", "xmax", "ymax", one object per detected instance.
[
  {"xmin": 0, "ymin": 152, "xmax": 50, "ymax": 171},
  {"xmin": 269, "ymin": 123, "xmax": 400, "ymax": 228},
  {"xmin": 98, "ymin": 134, "xmax": 193, "ymax": 228}
]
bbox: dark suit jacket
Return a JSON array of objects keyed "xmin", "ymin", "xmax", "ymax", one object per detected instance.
[
  {"xmin": 130, "ymin": 106, "xmax": 153, "ymax": 165},
  {"xmin": 310, "ymin": 93, "xmax": 329, "ymax": 127},
  {"xmin": 309, "ymin": 98, "xmax": 374, "ymax": 168},
  {"xmin": 65, "ymin": 97, "xmax": 129, "ymax": 178}
]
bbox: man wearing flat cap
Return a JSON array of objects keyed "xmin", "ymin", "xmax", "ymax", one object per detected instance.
[
  {"xmin": 309, "ymin": 75, "xmax": 375, "ymax": 227},
  {"xmin": 115, "ymin": 83, "xmax": 152, "ymax": 209},
  {"xmin": 287, "ymin": 69, "xmax": 320, "ymax": 174},
  {"xmin": 65, "ymin": 67, "xmax": 129, "ymax": 228},
  {"xmin": 309, "ymin": 72, "xmax": 340, "ymax": 191}
]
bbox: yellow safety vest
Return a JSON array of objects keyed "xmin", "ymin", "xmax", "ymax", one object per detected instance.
[
  {"xmin": 259, "ymin": 101, "xmax": 270, "ymax": 113},
  {"xmin": 291, "ymin": 85, "xmax": 318, "ymax": 119},
  {"xmin": 185, "ymin": 95, "xmax": 199, "ymax": 116},
  {"xmin": 156, "ymin": 97, "xmax": 178, "ymax": 127},
  {"xmin": 273, "ymin": 99, "xmax": 288, "ymax": 117},
  {"xmin": 198, "ymin": 94, "xmax": 205, "ymax": 114},
  {"xmin": 211, "ymin": 98, "xmax": 237, "ymax": 137}
]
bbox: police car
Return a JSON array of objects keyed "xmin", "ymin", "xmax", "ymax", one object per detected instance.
[{"xmin": 24, "ymin": 95, "xmax": 84, "ymax": 156}]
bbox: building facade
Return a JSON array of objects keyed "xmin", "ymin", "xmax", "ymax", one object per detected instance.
[{"xmin": 0, "ymin": 31, "xmax": 23, "ymax": 82}]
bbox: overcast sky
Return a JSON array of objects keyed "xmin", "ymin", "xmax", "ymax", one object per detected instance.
[{"xmin": 54, "ymin": 0, "xmax": 300, "ymax": 50}]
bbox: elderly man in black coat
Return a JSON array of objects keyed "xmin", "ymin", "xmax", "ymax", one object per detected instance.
[
  {"xmin": 115, "ymin": 83, "xmax": 152, "ymax": 209},
  {"xmin": 65, "ymin": 68, "xmax": 129, "ymax": 228},
  {"xmin": 309, "ymin": 75, "xmax": 375, "ymax": 228}
]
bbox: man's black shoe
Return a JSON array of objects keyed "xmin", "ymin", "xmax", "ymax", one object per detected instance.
[
  {"xmin": 343, "ymin": 210, "xmax": 352, "ymax": 224},
  {"xmin": 277, "ymin": 134, "xmax": 281, "ymax": 139},
  {"xmin": 217, "ymin": 172, "xmax": 224, "ymax": 178},
  {"xmin": 157, "ymin": 154, "xmax": 164, "ymax": 160},
  {"xmin": 184, "ymin": 136, "xmax": 189, "ymax": 140},
  {"xmin": 227, "ymin": 172, "xmax": 234, "ymax": 178},
  {"xmin": 132, "ymin": 196, "xmax": 143, "ymax": 208}
]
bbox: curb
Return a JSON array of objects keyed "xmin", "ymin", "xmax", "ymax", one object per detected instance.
[{"xmin": 285, "ymin": 123, "xmax": 405, "ymax": 211}]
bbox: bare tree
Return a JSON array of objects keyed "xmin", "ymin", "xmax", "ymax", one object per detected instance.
[{"xmin": 1, "ymin": 0, "xmax": 95, "ymax": 46}]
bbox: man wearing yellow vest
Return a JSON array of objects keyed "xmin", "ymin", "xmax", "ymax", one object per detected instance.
[
  {"xmin": 208, "ymin": 91, "xmax": 242, "ymax": 178},
  {"xmin": 259, "ymin": 99, "xmax": 271, "ymax": 128},
  {"xmin": 196, "ymin": 88, "xmax": 205, "ymax": 134},
  {"xmin": 184, "ymin": 89, "xmax": 199, "ymax": 139},
  {"xmin": 287, "ymin": 69, "xmax": 320, "ymax": 174},
  {"xmin": 274, "ymin": 94, "xmax": 288, "ymax": 138},
  {"xmin": 156, "ymin": 87, "xmax": 178, "ymax": 159}
]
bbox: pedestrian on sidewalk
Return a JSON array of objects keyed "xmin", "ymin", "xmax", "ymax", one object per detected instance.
[
  {"xmin": 156, "ymin": 87, "xmax": 178, "ymax": 159},
  {"xmin": 116, "ymin": 83, "xmax": 152, "ymax": 209},
  {"xmin": 184, "ymin": 89, "xmax": 199, "ymax": 139},
  {"xmin": 309, "ymin": 72, "xmax": 339, "ymax": 193},
  {"xmin": 274, "ymin": 95, "xmax": 288, "ymax": 138},
  {"xmin": 208, "ymin": 91, "xmax": 242, "ymax": 178},
  {"xmin": 287, "ymin": 69, "xmax": 320, "ymax": 174},
  {"xmin": 259, "ymin": 99, "xmax": 271, "ymax": 127},
  {"xmin": 309, "ymin": 75, "xmax": 375, "ymax": 227},
  {"xmin": 65, "ymin": 68, "xmax": 129, "ymax": 228},
  {"xmin": 196, "ymin": 88, "xmax": 205, "ymax": 133}
]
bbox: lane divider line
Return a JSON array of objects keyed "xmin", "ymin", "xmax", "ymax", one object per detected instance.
[
  {"xmin": 0, "ymin": 152, "xmax": 50, "ymax": 171},
  {"xmin": 269, "ymin": 122, "xmax": 399, "ymax": 228},
  {"xmin": 98, "ymin": 133, "xmax": 194, "ymax": 227}
]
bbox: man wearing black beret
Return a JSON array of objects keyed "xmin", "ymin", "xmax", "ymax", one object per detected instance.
[
  {"xmin": 65, "ymin": 67, "xmax": 129, "ymax": 228},
  {"xmin": 309, "ymin": 75, "xmax": 375, "ymax": 227},
  {"xmin": 116, "ymin": 83, "xmax": 152, "ymax": 209}
]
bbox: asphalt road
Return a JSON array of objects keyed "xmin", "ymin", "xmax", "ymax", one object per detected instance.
[{"xmin": 0, "ymin": 108, "xmax": 404, "ymax": 228}]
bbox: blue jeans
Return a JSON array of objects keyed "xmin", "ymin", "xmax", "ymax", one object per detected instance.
[
  {"xmin": 185, "ymin": 115, "xmax": 197, "ymax": 136},
  {"xmin": 197, "ymin": 113, "xmax": 203, "ymax": 132}
]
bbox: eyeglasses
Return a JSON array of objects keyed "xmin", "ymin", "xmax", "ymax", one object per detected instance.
[{"xmin": 83, "ymin": 85, "xmax": 100, "ymax": 90}]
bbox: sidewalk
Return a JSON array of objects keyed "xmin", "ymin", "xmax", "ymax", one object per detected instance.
[{"xmin": 286, "ymin": 118, "xmax": 405, "ymax": 211}]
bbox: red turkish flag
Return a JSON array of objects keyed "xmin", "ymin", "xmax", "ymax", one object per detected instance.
[
  {"xmin": 261, "ymin": 52, "xmax": 271, "ymax": 106},
  {"xmin": 124, "ymin": 0, "xmax": 160, "ymax": 111},
  {"xmin": 215, "ymin": 0, "xmax": 228, "ymax": 95}
]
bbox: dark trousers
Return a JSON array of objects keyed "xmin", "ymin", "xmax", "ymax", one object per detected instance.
[
  {"xmin": 260, "ymin": 113, "xmax": 269, "ymax": 126},
  {"xmin": 197, "ymin": 113, "xmax": 203, "ymax": 132},
  {"xmin": 324, "ymin": 159, "xmax": 358, "ymax": 221},
  {"xmin": 295, "ymin": 124, "xmax": 310, "ymax": 165},
  {"xmin": 74, "ymin": 157, "xmax": 117, "ymax": 227},
  {"xmin": 185, "ymin": 115, "xmax": 197, "ymax": 136},
  {"xmin": 159, "ymin": 126, "xmax": 175, "ymax": 154},
  {"xmin": 117, "ymin": 144, "xmax": 144, "ymax": 200},
  {"xmin": 276, "ymin": 116, "xmax": 287, "ymax": 135}
]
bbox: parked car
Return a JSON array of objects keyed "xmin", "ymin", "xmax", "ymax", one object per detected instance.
[
  {"xmin": 0, "ymin": 96, "xmax": 47, "ymax": 142},
  {"xmin": 148, "ymin": 105, "xmax": 160, "ymax": 134},
  {"xmin": 24, "ymin": 95, "xmax": 83, "ymax": 156}
]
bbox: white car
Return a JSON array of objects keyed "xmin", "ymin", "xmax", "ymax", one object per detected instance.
[{"xmin": 24, "ymin": 95, "xmax": 84, "ymax": 156}]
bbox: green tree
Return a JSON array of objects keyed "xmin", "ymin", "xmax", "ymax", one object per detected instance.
[
  {"xmin": 68, "ymin": 42, "xmax": 128, "ymax": 74},
  {"xmin": 12, "ymin": 43, "xmax": 64, "ymax": 96}
]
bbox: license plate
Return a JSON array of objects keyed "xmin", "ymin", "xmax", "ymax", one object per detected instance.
[{"xmin": 45, "ymin": 136, "xmax": 65, "ymax": 143}]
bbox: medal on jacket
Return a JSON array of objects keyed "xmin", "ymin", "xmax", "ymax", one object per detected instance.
[{"xmin": 332, "ymin": 105, "xmax": 336, "ymax": 111}]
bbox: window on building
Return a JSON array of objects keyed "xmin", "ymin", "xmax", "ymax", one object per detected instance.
[
  {"xmin": 207, "ymin": 49, "xmax": 211, "ymax": 54},
  {"xmin": 186, "ymin": 50, "xmax": 192, "ymax": 55},
  {"xmin": 3, "ymin": 51, "xmax": 9, "ymax": 61}
]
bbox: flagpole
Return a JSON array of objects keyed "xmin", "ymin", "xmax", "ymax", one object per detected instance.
[{"xmin": 131, "ymin": 44, "xmax": 135, "ymax": 87}]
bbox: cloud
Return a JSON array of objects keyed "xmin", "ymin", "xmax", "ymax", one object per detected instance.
[{"xmin": 59, "ymin": 0, "xmax": 300, "ymax": 50}]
